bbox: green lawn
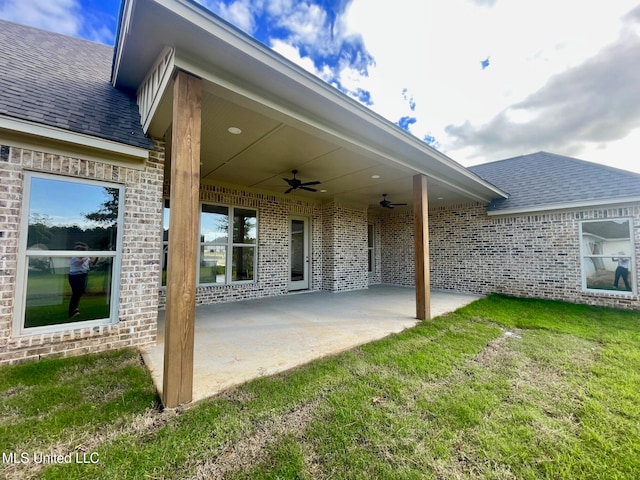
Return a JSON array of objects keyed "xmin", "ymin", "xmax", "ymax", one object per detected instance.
[{"xmin": 1, "ymin": 295, "xmax": 639, "ymax": 479}]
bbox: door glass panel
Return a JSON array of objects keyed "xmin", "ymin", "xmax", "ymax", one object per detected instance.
[
  {"xmin": 291, "ymin": 219, "xmax": 305, "ymax": 282},
  {"xmin": 368, "ymin": 224, "xmax": 374, "ymax": 273},
  {"xmin": 162, "ymin": 199, "xmax": 170, "ymax": 286}
]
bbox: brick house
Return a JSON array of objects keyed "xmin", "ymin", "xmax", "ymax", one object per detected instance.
[{"xmin": 0, "ymin": 0, "xmax": 638, "ymax": 405}]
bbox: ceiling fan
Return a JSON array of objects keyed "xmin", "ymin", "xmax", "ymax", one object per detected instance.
[
  {"xmin": 379, "ymin": 194, "xmax": 407, "ymax": 209},
  {"xmin": 283, "ymin": 170, "xmax": 321, "ymax": 194}
]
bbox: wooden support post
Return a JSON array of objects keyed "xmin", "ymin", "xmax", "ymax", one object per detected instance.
[
  {"xmin": 413, "ymin": 174, "xmax": 430, "ymax": 320},
  {"xmin": 163, "ymin": 71, "xmax": 202, "ymax": 407}
]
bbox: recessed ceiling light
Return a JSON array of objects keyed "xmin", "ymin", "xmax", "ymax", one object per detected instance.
[
  {"xmin": 320, "ymin": 189, "xmax": 327, "ymax": 193},
  {"xmin": 371, "ymin": 175, "xmax": 380, "ymax": 179},
  {"xmin": 437, "ymin": 196, "xmax": 445, "ymax": 200},
  {"xmin": 227, "ymin": 127, "xmax": 242, "ymax": 135}
]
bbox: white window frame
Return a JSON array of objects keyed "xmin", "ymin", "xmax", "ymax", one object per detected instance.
[
  {"xmin": 579, "ymin": 218, "xmax": 635, "ymax": 295},
  {"xmin": 161, "ymin": 200, "xmax": 258, "ymax": 287},
  {"xmin": 14, "ymin": 172, "xmax": 124, "ymax": 336}
]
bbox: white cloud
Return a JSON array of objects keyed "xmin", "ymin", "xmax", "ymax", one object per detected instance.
[
  {"xmin": 441, "ymin": 2, "xmax": 640, "ymax": 171},
  {"xmin": 0, "ymin": 0, "xmax": 116, "ymax": 44},
  {"xmin": 343, "ymin": 1, "xmax": 429, "ymax": 133},
  {"xmin": 0, "ymin": 0, "xmax": 81, "ymax": 36},
  {"xmin": 270, "ymin": 39, "xmax": 322, "ymax": 77},
  {"xmin": 277, "ymin": 3, "xmax": 327, "ymax": 46},
  {"xmin": 214, "ymin": 0, "xmax": 257, "ymax": 34}
]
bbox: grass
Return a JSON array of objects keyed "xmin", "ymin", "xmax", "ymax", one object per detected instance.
[
  {"xmin": 0, "ymin": 349, "xmax": 159, "ymax": 479},
  {"xmin": 1, "ymin": 295, "xmax": 639, "ymax": 479}
]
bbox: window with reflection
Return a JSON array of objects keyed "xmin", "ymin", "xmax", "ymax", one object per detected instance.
[
  {"xmin": 580, "ymin": 219, "xmax": 635, "ymax": 293},
  {"xmin": 232, "ymin": 208, "xmax": 256, "ymax": 282},
  {"xmin": 200, "ymin": 204, "xmax": 229, "ymax": 284},
  {"xmin": 20, "ymin": 174, "xmax": 123, "ymax": 331},
  {"xmin": 162, "ymin": 202, "xmax": 257, "ymax": 285}
]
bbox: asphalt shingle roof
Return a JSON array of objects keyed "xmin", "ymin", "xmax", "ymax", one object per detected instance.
[
  {"xmin": 469, "ymin": 151, "xmax": 640, "ymax": 212},
  {"xmin": 0, "ymin": 20, "xmax": 152, "ymax": 150}
]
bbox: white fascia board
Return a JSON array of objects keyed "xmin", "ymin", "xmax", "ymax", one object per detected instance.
[
  {"xmin": 0, "ymin": 116, "xmax": 149, "ymax": 160},
  {"xmin": 486, "ymin": 196, "xmax": 640, "ymax": 216},
  {"xmin": 112, "ymin": 0, "xmax": 136, "ymax": 84}
]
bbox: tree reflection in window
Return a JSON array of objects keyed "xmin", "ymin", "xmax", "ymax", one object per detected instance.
[{"xmin": 162, "ymin": 202, "xmax": 257, "ymax": 285}]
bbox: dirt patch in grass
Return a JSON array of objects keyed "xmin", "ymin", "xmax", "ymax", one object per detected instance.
[
  {"xmin": 473, "ymin": 328, "xmax": 519, "ymax": 365},
  {"xmin": 430, "ymin": 329, "xmax": 600, "ymax": 480},
  {"xmin": 192, "ymin": 399, "xmax": 319, "ymax": 480}
]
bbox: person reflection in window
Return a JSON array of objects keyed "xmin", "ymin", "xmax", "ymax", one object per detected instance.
[
  {"xmin": 612, "ymin": 252, "xmax": 631, "ymax": 291},
  {"xmin": 69, "ymin": 242, "xmax": 91, "ymax": 318}
]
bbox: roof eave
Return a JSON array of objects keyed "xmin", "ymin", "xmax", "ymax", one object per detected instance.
[
  {"xmin": 0, "ymin": 115, "xmax": 150, "ymax": 161},
  {"xmin": 486, "ymin": 196, "xmax": 640, "ymax": 216}
]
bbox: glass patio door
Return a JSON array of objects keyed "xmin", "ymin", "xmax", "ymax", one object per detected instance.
[{"xmin": 289, "ymin": 217, "xmax": 309, "ymax": 290}]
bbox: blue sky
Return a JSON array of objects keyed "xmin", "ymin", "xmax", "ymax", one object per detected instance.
[
  {"xmin": 1, "ymin": 0, "xmax": 639, "ymax": 173},
  {"xmin": 29, "ymin": 177, "xmax": 112, "ymax": 229}
]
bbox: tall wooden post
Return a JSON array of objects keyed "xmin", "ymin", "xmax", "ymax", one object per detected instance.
[
  {"xmin": 413, "ymin": 174, "xmax": 430, "ymax": 320},
  {"xmin": 163, "ymin": 71, "xmax": 202, "ymax": 407}
]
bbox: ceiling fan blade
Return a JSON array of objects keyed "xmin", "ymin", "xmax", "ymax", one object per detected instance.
[
  {"xmin": 299, "ymin": 186, "xmax": 318, "ymax": 192},
  {"xmin": 391, "ymin": 203, "xmax": 407, "ymax": 206},
  {"xmin": 285, "ymin": 187, "xmax": 295, "ymax": 194},
  {"xmin": 300, "ymin": 180, "xmax": 321, "ymax": 186}
]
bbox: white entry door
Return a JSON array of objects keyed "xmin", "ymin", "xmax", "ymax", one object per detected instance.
[{"xmin": 289, "ymin": 217, "xmax": 310, "ymax": 290}]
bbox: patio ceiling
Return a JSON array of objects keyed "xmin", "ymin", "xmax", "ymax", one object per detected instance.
[
  {"xmin": 162, "ymin": 84, "xmax": 467, "ymax": 209},
  {"xmin": 115, "ymin": 0, "xmax": 507, "ymax": 209}
]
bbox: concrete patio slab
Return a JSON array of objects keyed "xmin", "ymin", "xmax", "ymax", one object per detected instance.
[{"xmin": 141, "ymin": 286, "xmax": 480, "ymax": 403}]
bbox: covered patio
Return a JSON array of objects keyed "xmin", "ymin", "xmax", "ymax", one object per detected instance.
[
  {"xmin": 142, "ymin": 286, "xmax": 480, "ymax": 403},
  {"xmin": 112, "ymin": 0, "xmax": 505, "ymax": 406}
]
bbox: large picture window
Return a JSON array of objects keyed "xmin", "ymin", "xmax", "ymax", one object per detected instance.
[
  {"xmin": 17, "ymin": 173, "xmax": 123, "ymax": 333},
  {"xmin": 162, "ymin": 201, "xmax": 257, "ymax": 286},
  {"xmin": 580, "ymin": 219, "xmax": 635, "ymax": 293}
]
